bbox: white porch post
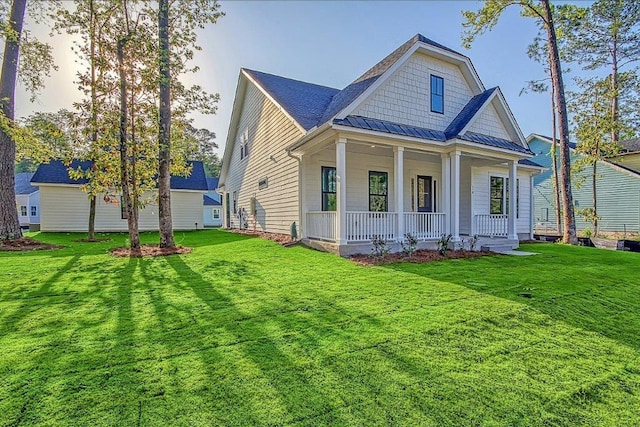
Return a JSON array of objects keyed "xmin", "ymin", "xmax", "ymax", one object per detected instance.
[
  {"xmin": 394, "ymin": 146, "xmax": 404, "ymax": 241},
  {"xmin": 441, "ymin": 153, "xmax": 451, "ymax": 236},
  {"xmin": 508, "ymin": 160, "xmax": 518, "ymax": 240},
  {"xmin": 336, "ymin": 137, "xmax": 347, "ymax": 245},
  {"xmin": 451, "ymin": 151, "xmax": 461, "ymax": 241},
  {"xmin": 529, "ymin": 174, "xmax": 535, "ymax": 240}
]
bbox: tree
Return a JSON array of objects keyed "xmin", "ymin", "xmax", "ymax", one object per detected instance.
[
  {"xmin": 560, "ymin": 0, "xmax": 640, "ymax": 146},
  {"xmin": 174, "ymin": 123, "xmax": 220, "ymax": 176},
  {"xmin": 158, "ymin": 0, "xmax": 173, "ymax": 248},
  {"xmin": 0, "ymin": 0, "xmax": 57, "ymax": 240},
  {"xmin": 462, "ymin": 0, "xmax": 578, "ymax": 244}
]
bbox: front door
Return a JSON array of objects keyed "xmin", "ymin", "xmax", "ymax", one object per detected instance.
[{"xmin": 417, "ymin": 175, "xmax": 432, "ymax": 212}]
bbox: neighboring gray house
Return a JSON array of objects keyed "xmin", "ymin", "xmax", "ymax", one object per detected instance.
[
  {"xmin": 530, "ymin": 134, "xmax": 640, "ymax": 234},
  {"xmin": 219, "ymin": 34, "xmax": 544, "ymax": 255},
  {"xmin": 15, "ymin": 172, "xmax": 40, "ymax": 229}
]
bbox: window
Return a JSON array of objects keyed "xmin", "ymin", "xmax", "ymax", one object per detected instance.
[
  {"xmin": 120, "ymin": 196, "xmax": 128, "ymax": 219},
  {"xmin": 490, "ymin": 176, "xmax": 519, "ymax": 217},
  {"xmin": 321, "ymin": 166, "xmax": 336, "ymax": 211},
  {"xmin": 213, "ymin": 209, "xmax": 220, "ymax": 219},
  {"xmin": 239, "ymin": 128, "xmax": 249, "ymax": 160},
  {"xmin": 430, "ymin": 74, "xmax": 444, "ymax": 114},
  {"xmin": 31, "ymin": 206, "xmax": 37, "ymax": 217},
  {"xmin": 369, "ymin": 171, "xmax": 388, "ymax": 212},
  {"xmin": 20, "ymin": 206, "xmax": 27, "ymax": 216},
  {"xmin": 232, "ymin": 191, "xmax": 238, "ymax": 214}
]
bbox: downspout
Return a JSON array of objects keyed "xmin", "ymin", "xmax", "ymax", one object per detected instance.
[{"xmin": 286, "ymin": 148, "xmax": 303, "ymax": 240}]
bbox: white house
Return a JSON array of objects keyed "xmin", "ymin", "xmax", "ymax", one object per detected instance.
[
  {"xmin": 219, "ymin": 34, "xmax": 544, "ymax": 255},
  {"xmin": 202, "ymin": 177, "xmax": 222, "ymax": 227},
  {"xmin": 15, "ymin": 172, "xmax": 40, "ymax": 229},
  {"xmin": 31, "ymin": 160, "xmax": 208, "ymax": 232}
]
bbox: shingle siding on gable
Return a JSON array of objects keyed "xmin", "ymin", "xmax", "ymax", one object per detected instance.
[
  {"xmin": 466, "ymin": 102, "xmax": 511, "ymax": 141},
  {"xmin": 225, "ymin": 81, "xmax": 304, "ymax": 234},
  {"xmin": 353, "ymin": 53, "xmax": 474, "ymax": 132},
  {"xmin": 530, "ymin": 136, "xmax": 640, "ymax": 233}
]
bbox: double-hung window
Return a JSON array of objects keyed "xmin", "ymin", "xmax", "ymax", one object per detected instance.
[
  {"xmin": 321, "ymin": 166, "xmax": 336, "ymax": 211},
  {"xmin": 31, "ymin": 206, "xmax": 37, "ymax": 217},
  {"xmin": 239, "ymin": 129, "xmax": 249, "ymax": 160},
  {"xmin": 20, "ymin": 206, "xmax": 27, "ymax": 216},
  {"xmin": 369, "ymin": 171, "xmax": 388, "ymax": 212},
  {"xmin": 490, "ymin": 176, "xmax": 519, "ymax": 217},
  {"xmin": 430, "ymin": 74, "xmax": 444, "ymax": 114}
]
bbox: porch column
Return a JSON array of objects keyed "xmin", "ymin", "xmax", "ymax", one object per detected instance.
[
  {"xmin": 529, "ymin": 174, "xmax": 535, "ymax": 240},
  {"xmin": 441, "ymin": 153, "xmax": 451, "ymax": 236},
  {"xmin": 451, "ymin": 151, "xmax": 461, "ymax": 241},
  {"xmin": 508, "ymin": 160, "xmax": 518, "ymax": 240},
  {"xmin": 394, "ymin": 146, "xmax": 404, "ymax": 241},
  {"xmin": 336, "ymin": 137, "xmax": 347, "ymax": 245}
]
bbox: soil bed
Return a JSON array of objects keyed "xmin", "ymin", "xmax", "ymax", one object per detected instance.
[
  {"xmin": 0, "ymin": 237, "xmax": 63, "ymax": 252},
  {"xmin": 351, "ymin": 249, "xmax": 496, "ymax": 266},
  {"xmin": 110, "ymin": 245, "xmax": 192, "ymax": 258},
  {"xmin": 228, "ymin": 229, "xmax": 294, "ymax": 245}
]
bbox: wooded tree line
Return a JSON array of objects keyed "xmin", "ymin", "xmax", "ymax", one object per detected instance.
[
  {"xmin": 0, "ymin": 0, "xmax": 222, "ymax": 250},
  {"xmin": 463, "ymin": 0, "xmax": 640, "ymax": 242}
]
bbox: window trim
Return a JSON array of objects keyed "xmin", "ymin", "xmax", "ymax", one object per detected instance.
[
  {"xmin": 369, "ymin": 170, "xmax": 389, "ymax": 212},
  {"xmin": 239, "ymin": 128, "xmax": 249, "ymax": 161},
  {"xmin": 232, "ymin": 191, "xmax": 238, "ymax": 214},
  {"xmin": 430, "ymin": 74, "xmax": 444, "ymax": 114},
  {"xmin": 490, "ymin": 176, "xmax": 519, "ymax": 218},
  {"xmin": 321, "ymin": 166, "xmax": 337, "ymax": 211},
  {"xmin": 213, "ymin": 208, "xmax": 220, "ymax": 219}
]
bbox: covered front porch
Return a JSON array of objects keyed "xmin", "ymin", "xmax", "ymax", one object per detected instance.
[{"xmin": 295, "ymin": 131, "xmax": 523, "ymax": 254}]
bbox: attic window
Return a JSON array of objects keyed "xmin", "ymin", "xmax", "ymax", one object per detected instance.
[
  {"xmin": 430, "ymin": 74, "xmax": 444, "ymax": 114},
  {"xmin": 240, "ymin": 128, "xmax": 249, "ymax": 160}
]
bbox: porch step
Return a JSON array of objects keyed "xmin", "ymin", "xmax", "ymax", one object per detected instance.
[
  {"xmin": 481, "ymin": 244, "xmax": 514, "ymax": 252},
  {"xmin": 479, "ymin": 238, "xmax": 519, "ymax": 252}
]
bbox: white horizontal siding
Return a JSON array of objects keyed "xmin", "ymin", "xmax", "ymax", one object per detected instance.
[
  {"xmin": 224, "ymin": 81, "xmax": 303, "ymax": 234},
  {"xmin": 39, "ymin": 185, "xmax": 202, "ymax": 232}
]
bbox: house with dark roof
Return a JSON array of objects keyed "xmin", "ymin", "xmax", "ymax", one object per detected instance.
[
  {"xmin": 202, "ymin": 177, "xmax": 222, "ymax": 227},
  {"xmin": 529, "ymin": 133, "xmax": 640, "ymax": 234},
  {"xmin": 15, "ymin": 172, "xmax": 40, "ymax": 229},
  {"xmin": 219, "ymin": 34, "xmax": 544, "ymax": 255},
  {"xmin": 31, "ymin": 160, "xmax": 208, "ymax": 232}
]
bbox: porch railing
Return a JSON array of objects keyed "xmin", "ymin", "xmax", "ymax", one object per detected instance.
[
  {"xmin": 475, "ymin": 214, "xmax": 508, "ymax": 237},
  {"xmin": 346, "ymin": 211, "xmax": 397, "ymax": 242},
  {"xmin": 404, "ymin": 212, "xmax": 446, "ymax": 240},
  {"xmin": 306, "ymin": 211, "xmax": 337, "ymax": 241}
]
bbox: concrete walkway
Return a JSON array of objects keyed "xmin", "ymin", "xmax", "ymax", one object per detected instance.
[{"xmin": 494, "ymin": 249, "xmax": 538, "ymax": 256}]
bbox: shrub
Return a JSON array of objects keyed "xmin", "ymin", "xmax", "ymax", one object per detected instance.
[
  {"xmin": 469, "ymin": 234, "xmax": 479, "ymax": 251},
  {"xmin": 581, "ymin": 228, "xmax": 593, "ymax": 238},
  {"xmin": 400, "ymin": 233, "xmax": 418, "ymax": 258},
  {"xmin": 370, "ymin": 235, "xmax": 390, "ymax": 258},
  {"xmin": 437, "ymin": 234, "xmax": 452, "ymax": 256}
]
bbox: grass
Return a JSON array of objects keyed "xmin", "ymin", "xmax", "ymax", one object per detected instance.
[{"xmin": 1, "ymin": 229, "xmax": 639, "ymax": 426}]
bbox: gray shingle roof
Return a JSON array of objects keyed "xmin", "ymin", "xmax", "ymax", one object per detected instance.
[
  {"xmin": 15, "ymin": 172, "xmax": 38, "ymax": 195},
  {"xmin": 32, "ymin": 160, "xmax": 208, "ymax": 191},
  {"xmin": 620, "ymin": 138, "xmax": 640, "ymax": 153}
]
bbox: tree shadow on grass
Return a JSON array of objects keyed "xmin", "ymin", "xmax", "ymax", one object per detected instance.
[{"xmin": 382, "ymin": 247, "xmax": 640, "ymax": 352}]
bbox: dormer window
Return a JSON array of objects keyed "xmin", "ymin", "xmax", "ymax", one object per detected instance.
[
  {"xmin": 430, "ymin": 74, "xmax": 444, "ymax": 114},
  {"xmin": 239, "ymin": 128, "xmax": 249, "ymax": 160}
]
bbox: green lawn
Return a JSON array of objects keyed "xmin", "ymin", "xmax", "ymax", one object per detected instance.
[{"xmin": 1, "ymin": 230, "xmax": 639, "ymax": 426}]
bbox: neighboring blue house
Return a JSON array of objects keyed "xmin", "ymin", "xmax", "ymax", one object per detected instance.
[
  {"xmin": 202, "ymin": 176, "xmax": 222, "ymax": 227},
  {"xmin": 529, "ymin": 134, "xmax": 640, "ymax": 234},
  {"xmin": 15, "ymin": 172, "xmax": 40, "ymax": 229}
]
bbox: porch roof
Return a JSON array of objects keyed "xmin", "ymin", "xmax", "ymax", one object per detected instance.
[{"xmin": 333, "ymin": 115, "xmax": 533, "ymax": 155}]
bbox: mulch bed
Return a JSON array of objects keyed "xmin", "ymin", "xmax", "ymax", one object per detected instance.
[
  {"xmin": 110, "ymin": 245, "xmax": 192, "ymax": 258},
  {"xmin": 351, "ymin": 249, "xmax": 496, "ymax": 266},
  {"xmin": 228, "ymin": 229, "xmax": 295, "ymax": 245},
  {"xmin": 0, "ymin": 237, "xmax": 63, "ymax": 252}
]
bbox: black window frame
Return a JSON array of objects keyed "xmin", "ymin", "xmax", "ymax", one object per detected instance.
[
  {"xmin": 490, "ymin": 176, "xmax": 519, "ymax": 217},
  {"xmin": 321, "ymin": 166, "xmax": 337, "ymax": 211},
  {"xmin": 30, "ymin": 206, "xmax": 37, "ymax": 217},
  {"xmin": 369, "ymin": 171, "xmax": 388, "ymax": 212},
  {"xmin": 430, "ymin": 74, "xmax": 444, "ymax": 114},
  {"xmin": 20, "ymin": 206, "xmax": 27, "ymax": 216}
]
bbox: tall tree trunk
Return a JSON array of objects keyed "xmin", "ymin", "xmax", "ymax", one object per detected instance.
[
  {"xmin": 88, "ymin": 0, "xmax": 97, "ymax": 241},
  {"xmin": 0, "ymin": 0, "xmax": 26, "ymax": 241},
  {"xmin": 611, "ymin": 33, "xmax": 619, "ymax": 145},
  {"xmin": 158, "ymin": 0, "xmax": 174, "ymax": 248},
  {"xmin": 550, "ymin": 83, "xmax": 562, "ymax": 234},
  {"xmin": 592, "ymin": 161, "xmax": 598, "ymax": 236},
  {"xmin": 117, "ymin": 38, "xmax": 139, "ymax": 251},
  {"xmin": 542, "ymin": 0, "xmax": 577, "ymax": 245}
]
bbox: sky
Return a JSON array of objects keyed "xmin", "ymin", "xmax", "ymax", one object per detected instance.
[{"xmin": 17, "ymin": 1, "xmax": 562, "ymax": 157}]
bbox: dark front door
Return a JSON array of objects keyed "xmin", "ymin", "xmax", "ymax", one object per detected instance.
[{"xmin": 417, "ymin": 175, "xmax": 432, "ymax": 212}]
